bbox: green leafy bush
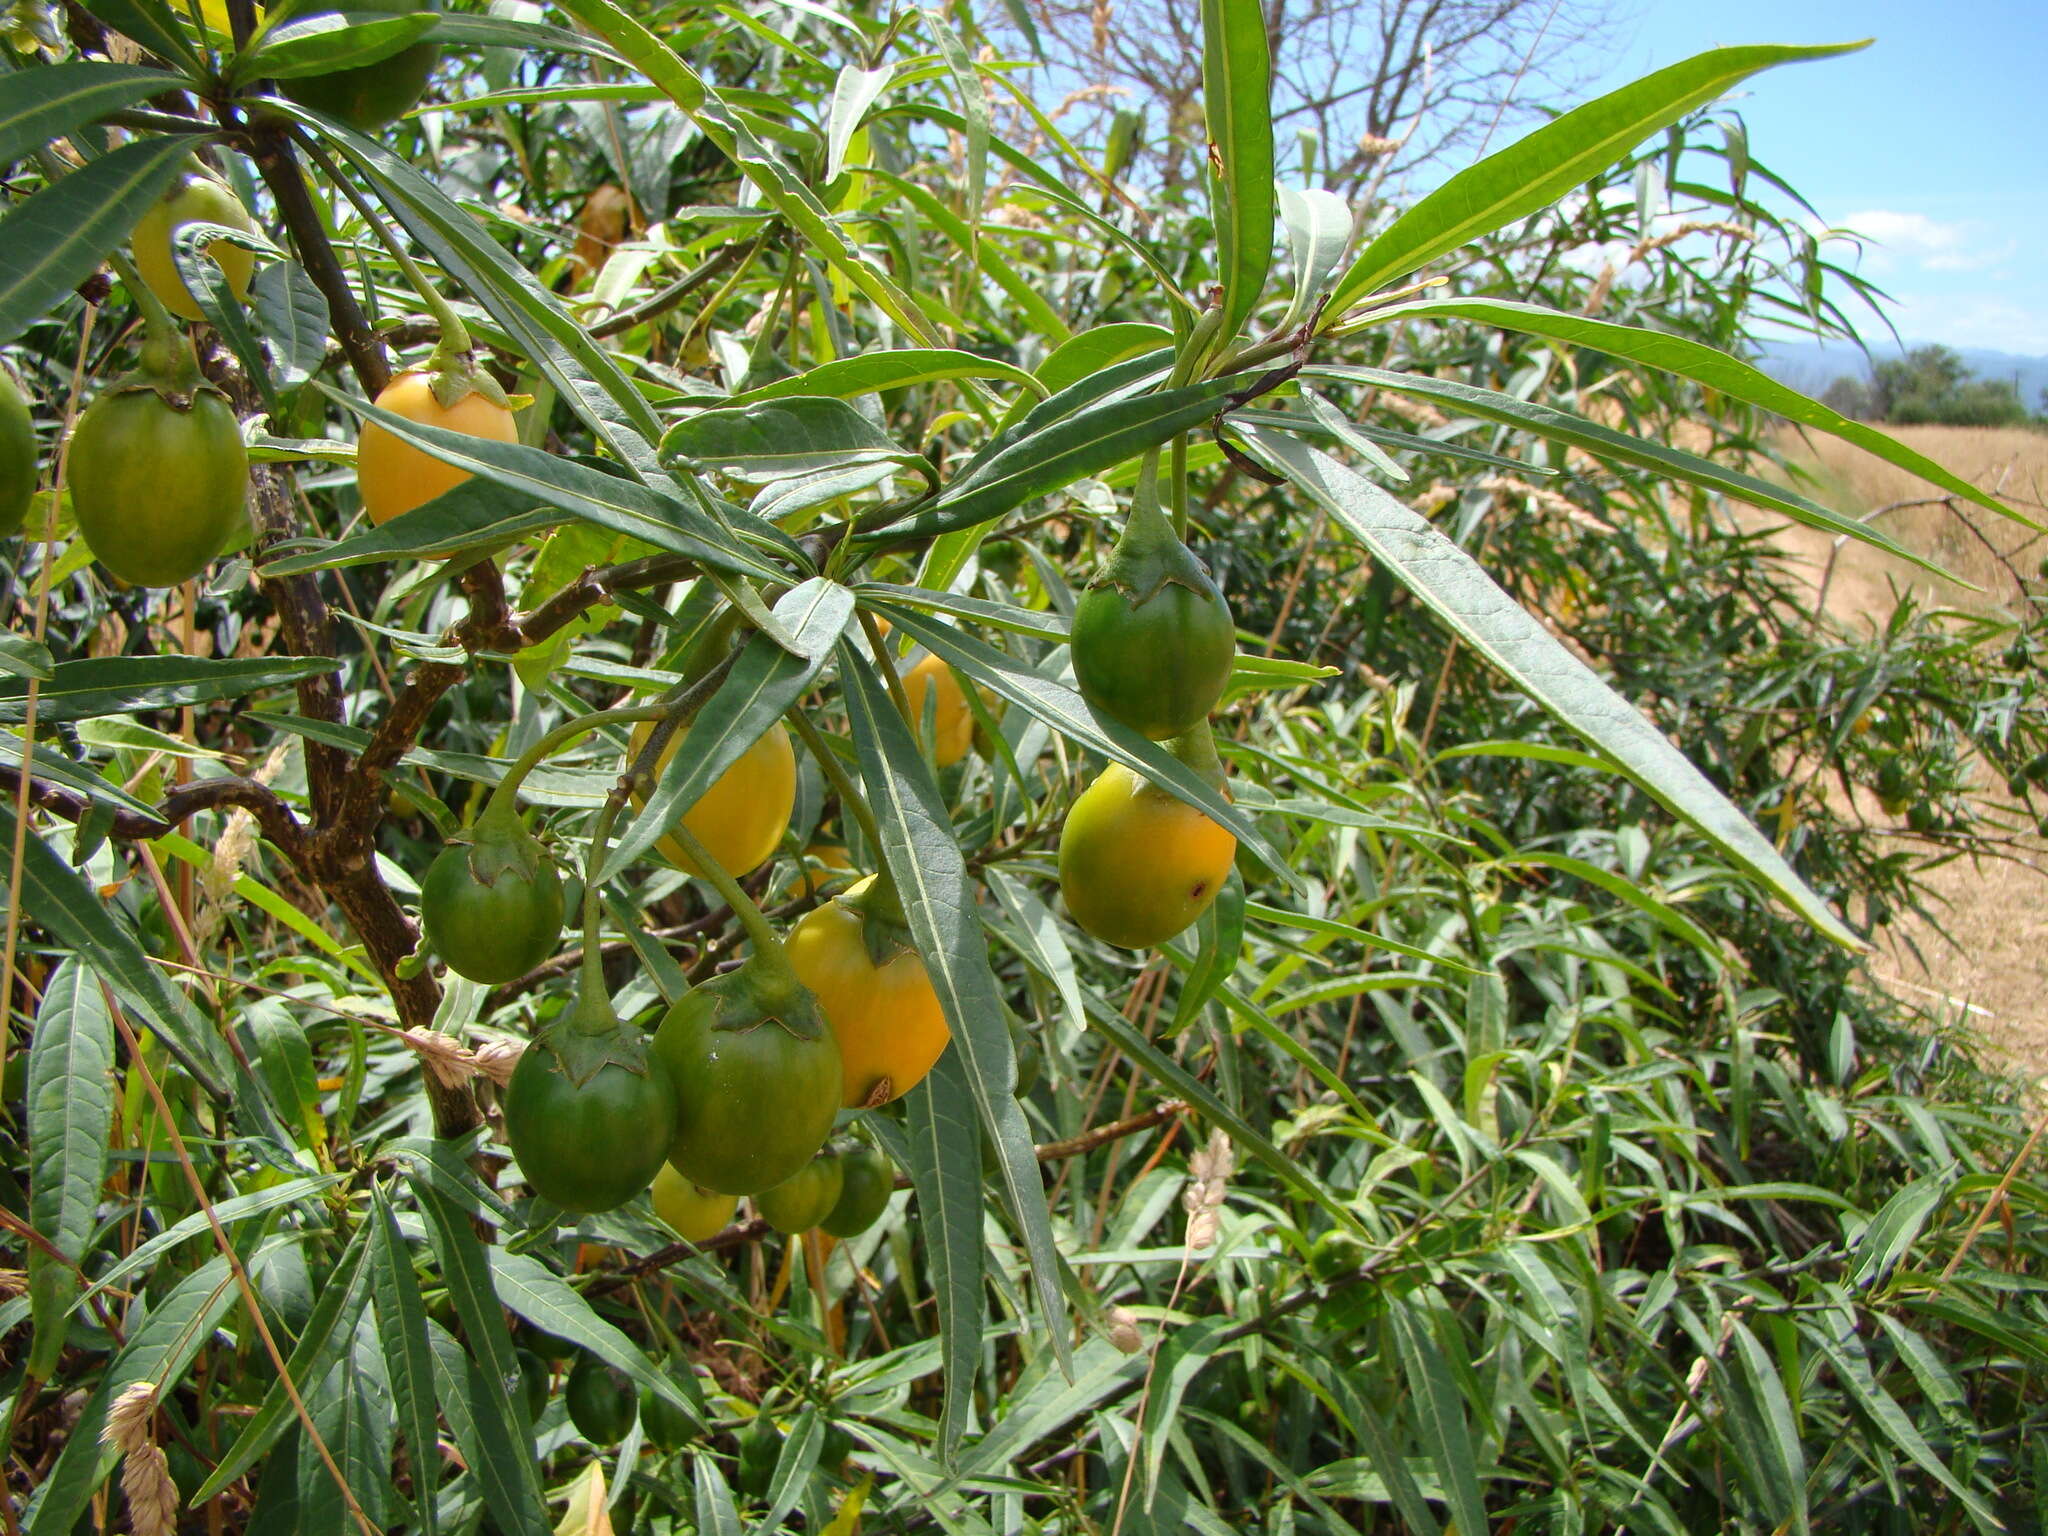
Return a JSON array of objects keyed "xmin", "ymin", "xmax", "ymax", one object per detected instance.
[{"xmin": 0, "ymin": 2, "xmax": 2041, "ymax": 1532}]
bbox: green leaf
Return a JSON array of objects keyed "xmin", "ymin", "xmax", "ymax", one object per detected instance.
[
  {"xmin": 838, "ymin": 646, "xmax": 1070, "ymax": 1370},
  {"xmin": 601, "ymin": 577, "xmax": 852, "ymax": 878},
  {"xmin": 1729, "ymin": 1321, "xmax": 1809, "ymax": 1534},
  {"xmin": 413, "ymin": 1177, "xmax": 549, "ymax": 1532},
  {"xmin": 23, "ymin": 1258, "xmax": 237, "ymax": 1536},
  {"xmin": 1812, "ymin": 1329, "xmax": 2000, "ymax": 1535},
  {"xmin": 0, "ymin": 62, "xmax": 176, "ymax": 166},
  {"xmin": 1849, "ymin": 1172, "xmax": 1954, "ymax": 1291},
  {"xmin": 899, "ymin": 1050, "xmax": 989, "ymax": 1458},
  {"xmin": 661, "ymin": 396, "xmax": 924, "ymax": 483},
  {"xmin": 0, "ymin": 654, "xmax": 340, "ymax": 724},
  {"xmin": 1276, "ymin": 186, "xmax": 1353, "ymax": 330},
  {"xmin": 1032, "ymin": 324, "xmax": 1176, "ymax": 398},
  {"xmin": 1236, "ymin": 426, "xmax": 1859, "ymax": 947},
  {"xmin": 726, "ymin": 348, "xmax": 1043, "ymax": 407},
  {"xmin": 0, "ymin": 803, "xmax": 233, "ymax": 1096},
  {"xmin": 867, "ymin": 373, "xmax": 1249, "ymax": 547},
  {"xmin": 1141, "ymin": 1317, "xmax": 1229, "ymax": 1510},
  {"xmin": 0, "ymin": 632, "xmax": 54, "ymax": 681},
  {"xmin": 926, "ymin": 9, "xmax": 989, "ymax": 231},
  {"xmin": 486, "ymin": 1249, "xmax": 703, "ymax": 1420},
  {"xmin": 367, "ymin": 1187, "xmax": 440, "ymax": 1534},
  {"xmin": 423, "ymin": 1319, "xmax": 553, "ymax": 1536},
  {"xmin": 249, "ymin": 260, "xmax": 330, "ymax": 389},
  {"xmin": 78, "ymin": 1172, "xmax": 351, "ymax": 1309},
  {"xmin": 315, "ymin": 381, "xmax": 781, "ymax": 579},
  {"xmin": 0, "ymin": 135, "xmax": 200, "ymax": 347},
  {"xmin": 752, "ymin": 1408, "xmax": 824, "ymax": 1536},
  {"xmin": 824, "ymin": 63, "xmax": 893, "ymax": 182},
  {"xmin": 232, "ymin": 10, "xmax": 435, "ymax": 81},
  {"xmin": 1201, "ymin": 0, "xmax": 1275, "ymax": 341},
  {"xmin": 1171, "ymin": 871, "xmax": 1245, "ymax": 1030},
  {"xmin": 1388, "ymin": 1296, "xmax": 1487, "ymax": 1536},
  {"xmin": 25, "ymin": 961, "xmax": 113, "ymax": 1377},
  {"xmin": 80, "ymin": 0, "xmax": 201, "ymax": 71},
  {"xmin": 1310, "ymin": 365, "xmax": 1946, "ymax": 572},
  {"xmin": 260, "ymin": 481, "xmax": 558, "ymax": 574},
  {"xmin": 693, "ymin": 1452, "xmax": 743, "ymax": 1536},
  {"xmin": 1323, "ymin": 42, "xmax": 1868, "ymax": 318},
  {"xmin": 1362, "ymin": 295, "xmax": 2034, "ymax": 529},
  {"xmin": 192, "ymin": 1227, "xmax": 372, "ymax": 1501}
]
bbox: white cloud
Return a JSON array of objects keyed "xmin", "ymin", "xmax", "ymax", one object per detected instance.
[
  {"xmin": 1834, "ymin": 210, "xmax": 2015, "ymax": 274},
  {"xmin": 1885, "ymin": 291, "xmax": 2048, "ymax": 356}
]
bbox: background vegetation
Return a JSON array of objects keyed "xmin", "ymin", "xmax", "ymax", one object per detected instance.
[{"xmin": 0, "ymin": 2, "xmax": 2043, "ymax": 1534}]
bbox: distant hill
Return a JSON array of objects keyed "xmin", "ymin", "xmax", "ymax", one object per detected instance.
[{"xmin": 1753, "ymin": 338, "xmax": 2048, "ymax": 408}]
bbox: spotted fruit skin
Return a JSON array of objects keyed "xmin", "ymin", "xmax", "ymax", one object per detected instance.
[
  {"xmin": 900, "ymin": 654, "xmax": 973, "ymax": 767},
  {"xmin": 68, "ymin": 388, "xmax": 246, "ymax": 588},
  {"xmin": 356, "ymin": 371, "xmax": 518, "ymax": 526},
  {"xmin": 132, "ymin": 175, "xmax": 259, "ymax": 323},
  {"xmin": 1058, "ymin": 763, "xmax": 1236, "ymax": 949},
  {"xmin": 630, "ymin": 718, "xmax": 796, "ymax": 879},
  {"xmin": 785, "ymin": 876, "xmax": 949, "ymax": 1109},
  {"xmin": 650, "ymin": 1162, "xmax": 738, "ymax": 1242}
]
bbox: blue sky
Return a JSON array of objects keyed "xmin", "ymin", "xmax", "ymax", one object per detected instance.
[{"xmin": 1576, "ymin": 1, "xmax": 2047, "ymax": 355}]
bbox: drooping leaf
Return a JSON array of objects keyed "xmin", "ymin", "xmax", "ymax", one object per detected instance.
[
  {"xmin": 25, "ymin": 961, "xmax": 114, "ymax": 1377},
  {"xmin": 0, "ymin": 62, "xmax": 176, "ymax": 166},
  {"xmin": 1236, "ymin": 425, "xmax": 1860, "ymax": 946},
  {"xmin": 0, "ymin": 135, "xmax": 201, "ymax": 347},
  {"xmin": 899, "ymin": 1049, "xmax": 989, "ymax": 1457},
  {"xmin": 1360, "ymin": 295, "xmax": 2032, "ymax": 528},
  {"xmin": 0, "ymin": 654, "xmax": 341, "ymax": 724},
  {"xmin": 838, "ymin": 645, "xmax": 1070, "ymax": 1373},
  {"xmin": 661, "ymin": 396, "xmax": 924, "ymax": 483}
]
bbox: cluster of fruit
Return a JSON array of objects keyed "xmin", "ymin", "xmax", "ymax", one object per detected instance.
[{"xmin": 10, "ymin": 117, "xmax": 1249, "ymax": 1253}]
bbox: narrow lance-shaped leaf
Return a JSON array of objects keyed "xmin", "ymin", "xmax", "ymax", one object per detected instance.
[
  {"xmin": 1201, "ymin": 0, "xmax": 1276, "ymax": 341},
  {"xmin": 0, "ymin": 654, "xmax": 341, "ymax": 724},
  {"xmin": 1358, "ymin": 294, "xmax": 2033, "ymax": 528},
  {"xmin": 1323, "ymin": 42, "xmax": 1868, "ymax": 318},
  {"xmin": 824, "ymin": 63, "xmax": 893, "ymax": 182},
  {"xmin": 1308, "ymin": 364, "xmax": 1952, "ymax": 574},
  {"xmin": 898, "ymin": 1050, "xmax": 989, "ymax": 1457},
  {"xmin": 837, "ymin": 644, "xmax": 1072, "ymax": 1372},
  {"xmin": 25, "ymin": 962, "xmax": 114, "ymax": 1378},
  {"xmin": 1388, "ymin": 1295, "xmax": 1488, "ymax": 1536},
  {"xmin": 23, "ymin": 1258, "xmax": 238, "ymax": 1536},
  {"xmin": 1276, "ymin": 185, "xmax": 1354, "ymax": 332},
  {"xmin": 191, "ymin": 1226, "xmax": 373, "ymax": 1502},
  {"xmin": 0, "ymin": 135, "xmax": 200, "ymax": 347},
  {"xmin": 313, "ymin": 381, "xmax": 782, "ymax": 580},
  {"xmin": 0, "ymin": 62, "xmax": 178, "ymax": 166},
  {"xmin": 1234, "ymin": 426, "xmax": 1860, "ymax": 947}
]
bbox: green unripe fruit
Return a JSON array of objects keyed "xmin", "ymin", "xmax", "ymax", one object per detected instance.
[
  {"xmin": 565, "ymin": 1352, "xmax": 636, "ymax": 1444},
  {"xmin": 820, "ymin": 1145, "xmax": 895, "ymax": 1238},
  {"xmin": 754, "ymin": 1155, "xmax": 844, "ymax": 1235}
]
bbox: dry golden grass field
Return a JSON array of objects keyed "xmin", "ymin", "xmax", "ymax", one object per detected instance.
[{"xmin": 1758, "ymin": 424, "xmax": 2048, "ymax": 1079}]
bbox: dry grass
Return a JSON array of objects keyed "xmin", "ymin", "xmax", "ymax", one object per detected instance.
[{"xmin": 1745, "ymin": 424, "xmax": 2048, "ymax": 1081}]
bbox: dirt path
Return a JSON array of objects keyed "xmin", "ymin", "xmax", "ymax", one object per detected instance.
[{"xmin": 1748, "ymin": 424, "xmax": 2048, "ymax": 1078}]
